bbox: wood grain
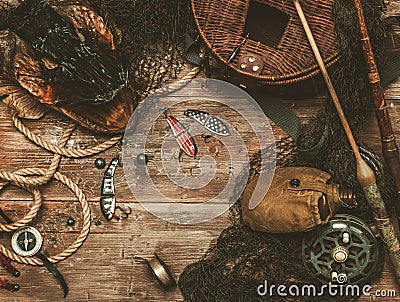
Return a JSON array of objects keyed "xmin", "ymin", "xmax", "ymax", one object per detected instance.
[
  {"xmin": 2, "ymin": 83, "xmax": 400, "ymax": 300},
  {"xmin": 2, "ymin": 37, "xmax": 400, "ymax": 302},
  {"xmin": 0, "ymin": 202, "xmax": 229, "ymax": 302}
]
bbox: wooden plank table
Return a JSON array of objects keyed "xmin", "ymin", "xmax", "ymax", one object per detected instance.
[
  {"xmin": 0, "ymin": 78, "xmax": 399, "ymax": 301},
  {"xmin": 2, "ymin": 65, "xmax": 400, "ymax": 301},
  {"xmin": 0, "ymin": 76, "xmax": 276, "ymax": 302}
]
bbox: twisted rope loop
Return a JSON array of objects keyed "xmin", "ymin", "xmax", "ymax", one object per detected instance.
[
  {"xmin": 0, "ymin": 65, "xmax": 199, "ymax": 265},
  {"xmin": 0, "ymin": 111, "xmax": 120, "ymax": 265}
]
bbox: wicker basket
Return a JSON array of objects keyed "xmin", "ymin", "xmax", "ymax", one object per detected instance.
[{"xmin": 191, "ymin": 0, "xmax": 339, "ymax": 85}]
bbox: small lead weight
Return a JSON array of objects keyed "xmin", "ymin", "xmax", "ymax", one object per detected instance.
[
  {"xmin": 95, "ymin": 158, "xmax": 106, "ymax": 169},
  {"xmin": 137, "ymin": 153, "xmax": 148, "ymax": 164},
  {"xmin": 67, "ymin": 217, "xmax": 75, "ymax": 226},
  {"xmin": 0, "ymin": 279, "xmax": 19, "ymax": 292}
]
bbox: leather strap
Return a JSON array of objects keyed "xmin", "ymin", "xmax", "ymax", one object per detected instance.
[
  {"xmin": 184, "ymin": 34, "xmax": 400, "ymax": 160},
  {"xmin": 35, "ymin": 252, "xmax": 68, "ymax": 298},
  {"xmin": 255, "ymin": 94, "xmax": 328, "ymax": 160}
]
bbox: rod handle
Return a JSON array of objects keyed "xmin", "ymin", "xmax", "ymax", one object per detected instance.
[{"xmin": 363, "ymin": 182, "xmax": 400, "ymax": 286}]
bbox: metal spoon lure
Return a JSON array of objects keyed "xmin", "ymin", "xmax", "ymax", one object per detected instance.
[
  {"xmin": 184, "ymin": 109, "xmax": 230, "ymax": 136},
  {"xmin": 165, "ymin": 112, "xmax": 197, "ymax": 158},
  {"xmin": 100, "ymin": 157, "xmax": 131, "ymax": 220}
]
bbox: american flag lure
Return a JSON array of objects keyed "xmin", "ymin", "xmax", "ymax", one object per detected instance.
[
  {"xmin": 166, "ymin": 114, "xmax": 197, "ymax": 157},
  {"xmin": 184, "ymin": 110, "xmax": 230, "ymax": 136}
]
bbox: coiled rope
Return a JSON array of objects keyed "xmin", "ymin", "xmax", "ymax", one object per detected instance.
[
  {"xmin": 0, "ymin": 65, "xmax": 200, "ymax": 266},
  {"xmin": 0, "ymin": 112, "xmax": 120, "ymax": 265}
]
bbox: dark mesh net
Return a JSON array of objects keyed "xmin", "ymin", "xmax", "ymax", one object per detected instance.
[
  {"xmin": 88, "ymin": 0, "xmax": 193, "ymax": 98},
  {"xmin": 0, "ymin": 0, "xmax": 393, "ymax": 300},
  {"xmin": 297, "ymin": 0, "xmax": 394, "ymax": 222}
]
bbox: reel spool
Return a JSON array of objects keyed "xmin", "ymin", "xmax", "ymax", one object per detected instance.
[{"xmin": 302, "ymin": 214, "xmax": 380, "ymax": 284}]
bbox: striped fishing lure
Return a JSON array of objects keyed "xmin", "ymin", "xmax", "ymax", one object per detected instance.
[
  {"xmin": 166, "ymin": 114, "xmax": 197, "ymax": 157},
  {"xmin": 100, "ymin": 157, "xmax": 119, "ymax": 220},
  {"xmin": 184, "ymin": 110, "xmax": 230, "ymax": 136}
]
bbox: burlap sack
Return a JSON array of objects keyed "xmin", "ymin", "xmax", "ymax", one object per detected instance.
[{"xmin": 242, "ymin": 167, "xmax": 341, "ymax": 233}]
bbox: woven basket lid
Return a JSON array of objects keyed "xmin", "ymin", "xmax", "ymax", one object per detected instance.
[{"xmin": 192, "ymin": 0, "xmax": 339, "ymax": 85}]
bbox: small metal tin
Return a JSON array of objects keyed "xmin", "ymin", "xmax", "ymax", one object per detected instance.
[{"xmin": 145, "ymin": 254, "xmax": 176, "ymax": 289}]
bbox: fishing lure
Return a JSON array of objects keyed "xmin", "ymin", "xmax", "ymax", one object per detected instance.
[
  {"xmin": 166, "ymin": 113, "xmax": 197, "ymax": 158},
  {"xmin": 0, "ymin": 252, "xmax": 20, "ymax": 277},
  {"xmin": 11, "ymin": 226, "xmax": 67, "ymax": 297},
  {"xmin": 184, "ymin": 110, "xmax": 230, "ymax": 136},
  {"xmin": 0, "ymin": 278, "xmax": 19, "ymax": 292},
  {"xmin": 100, "ymin": 157, "xmax": 131, "ymax": 220}
]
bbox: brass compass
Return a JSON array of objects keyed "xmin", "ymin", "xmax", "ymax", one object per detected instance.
[
  {"xmin": 11, "ymin": 226, "xmax": 68, "ymax": 297},
  {"xmin": 11, "ymin": 226, "xmax": 43, "ymax": 257}
]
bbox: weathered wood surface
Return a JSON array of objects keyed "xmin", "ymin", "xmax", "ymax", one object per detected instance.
[
  {"xmin": 0, "ymin": 201, "xmax": 229, "ymax": 302},
  {"xmin": 1, "ymin": 80, "xmax": 400, "ymax": 301},
  {"xmin": 3, "ymin": 31, "xmax": 400, "ymax": 302},
  {"xmin": 0, "ymin": 87, "xmax": 271, "ymax": 302}
]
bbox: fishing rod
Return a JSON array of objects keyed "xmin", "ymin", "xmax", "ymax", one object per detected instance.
[
  {"xmin": 293, "ymin": 0, "xmax": 400, "ymax": 286},
  {"xmin": 352, "ymin": 0, "xmax": 400, "ymax": 231}
]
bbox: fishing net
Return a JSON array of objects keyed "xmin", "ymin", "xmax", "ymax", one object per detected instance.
[
  {"xmin": 0, "ymin": 0, "xmax": 394, "ymax": 300},
  {"xmin": 0, "ymin": 0, "xmax": 194, "ymax": 132},
  {"xmin": 88, "ymin": 0, "xmax": 193, "ymax": 99},
  {"xmin": 298, "ymin": 0, "xmax": 394, "ymax": 221},
  {"xmin": 1, "ymin": 0, "xmax": 193, "ymax": 99},
  {"xmin": 179, "ymin": 0, "xmax": 393, "ymax": 301}
]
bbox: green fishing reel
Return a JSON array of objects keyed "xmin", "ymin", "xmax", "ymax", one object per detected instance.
[{"xmin": 302, "ymin": 214, "xmax": 380, "ymax": 285}]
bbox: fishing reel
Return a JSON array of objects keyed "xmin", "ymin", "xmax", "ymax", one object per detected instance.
[{"xmin": 302, "ymin": 214, "xmax": 380, "ymax": 285}]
